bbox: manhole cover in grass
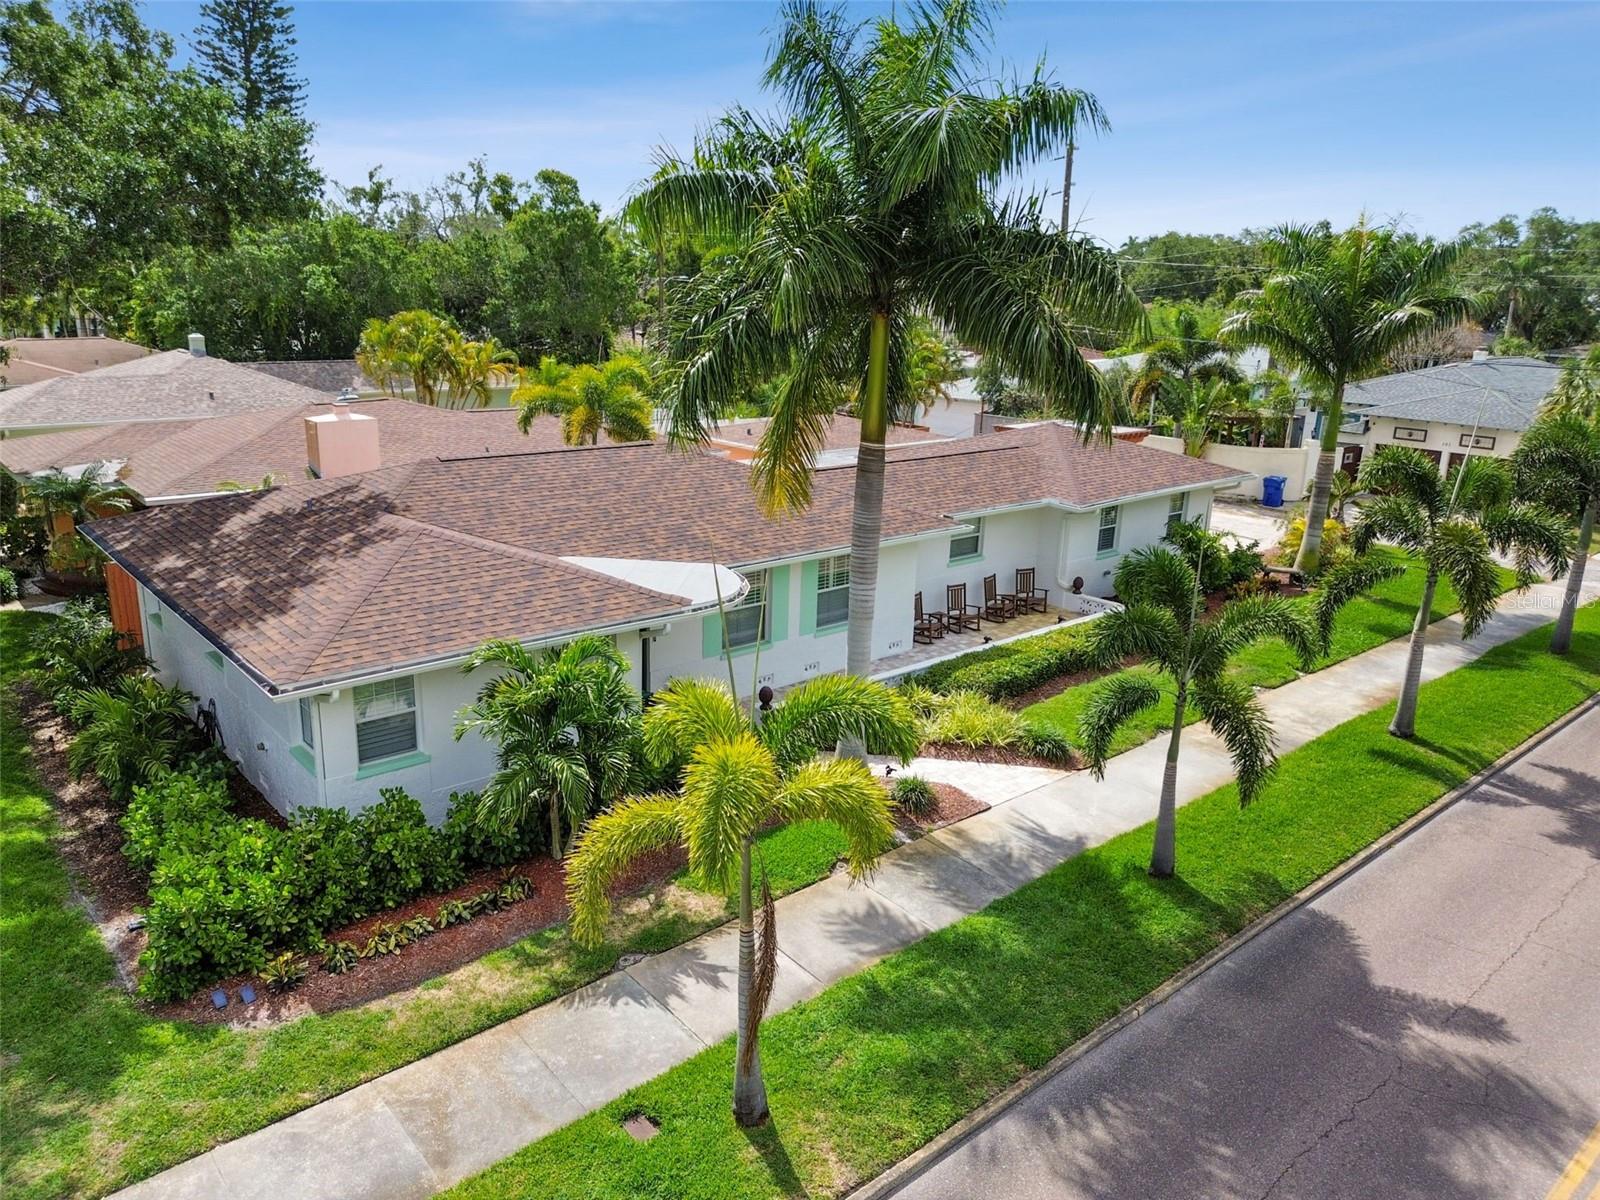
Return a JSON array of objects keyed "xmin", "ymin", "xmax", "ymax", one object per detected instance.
[{"xmin": 622, "ymin": 1114, "xmax": 659, "ymax": 1142}]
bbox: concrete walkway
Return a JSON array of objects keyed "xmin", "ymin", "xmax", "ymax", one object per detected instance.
[{"xmin": 115, "ymin": 576, "xmax": 1599, "ymax": 1200}]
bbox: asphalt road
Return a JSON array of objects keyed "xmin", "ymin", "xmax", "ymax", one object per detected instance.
[{"xmin": 891, "ymin": 703, "xmax": 1600, "ymax": 1200}]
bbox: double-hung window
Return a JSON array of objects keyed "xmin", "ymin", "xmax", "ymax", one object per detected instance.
[
  {"xmin": 1165, "ymin": 493, "xmax": 1186, "ymax": 537},
  {"xmin": 298, "ymin": 697, "xmax": 315, "ymax": 748},
  {"xmin": 1097, "ymin": 505, "xmax": 1120, "ymax": 554},
  {"xmin": 724, "ymin": 570, "xmax": 769, "ymax": 650},
  {"xmin": 949, "ymin": 517, "xmax": 983, "ymax": 562},
  {"xmin": 353, "ymin": 677, "xmax": 418, "ymax": 764},
  {"xmin": 815, "ymin": 554, "xmax": 850, "ymax": 629}
]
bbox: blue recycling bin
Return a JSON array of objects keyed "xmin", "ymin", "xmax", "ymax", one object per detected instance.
[{"xmin": 1261, "ymin": 475, "xmax": 1288, "ymax": 508}]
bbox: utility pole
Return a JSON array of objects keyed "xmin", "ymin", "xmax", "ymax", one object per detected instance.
[{"xmin": 1059, "ymin": 139, "xmax": 1075, "ymax": 232}]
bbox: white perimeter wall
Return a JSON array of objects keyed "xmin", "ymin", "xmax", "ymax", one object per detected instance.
[{"xmin": 1143, "ymin": 435, "xmax": 1317, "ymax": 503}]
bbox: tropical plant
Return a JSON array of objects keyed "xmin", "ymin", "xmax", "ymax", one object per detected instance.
[
  {"xmin": 902, "ymin": 320, "xmax": 964, "ymax": 418},
  {"xmin": 1352, "ymin": 447, "xmax": 1570, "ymax": 737},
  {"xmin": 1128, "ymin": 303, "xmax": 1242, "ymax": 427},
  {"xmin": 1250, "ymin": 369, "xmax": 1303, "ymax": 448},
  {"xmin": 260, "ymin": 952, "xmax": 307, "ymax": 993},
  {"xmin": 628, "ymin": 0, "xmax": 1144, "ymax": 686},
  {"xmin": 453, "ymin": 635, "xmax": 642, "ymax": 859},
  {"xmin": 1077, "ymin": 545, "xmax": 1393, "ymax": 876},
  {"xmin": 24, "ymin": 465, "xmax": 131, "ymax": 570},
  {"xmin": 512, "ymin": 354, "xmax": 654, "ymax": 445},
  {"xmin": 1327, "ymin": 469, "xmax": 1360, "ymax": 522},
  {"xmin": 565, "ymin": 673, "xmax": 918, "ymax": 1126},
  {"xmin": 442, "ymin": 334, "xmax": 518, "ymax": 409},
  {"xmin": 890, "ymin": 774, "xmax": 937, "ymax": 818},
  {"xmin": 0, "ymin": 566, "xmax": 16, "ymax": 603},
  {"xmin": 215, "ymin": 474, "xmax": 277, "ymax": 493},
  {"xmin": 321, "ymin": 941, "xmax": 358, "ymax": 974},
  {"xmin": 67, "ymin": 674, "xmax": 199, "ymax": 800},
  {"xmin": 356, "ymin": 310, "xmax": 455, "ymax": 402},
  {"xmin": 1221, "ymin": 219, "xmax": 1477, "ymax": 574},
  {"xmin": 1515, "ymin": 348, "xmax": 1600, "ymax": 653},
  {"xmin": 1175, "ymin": 377, "xmax": 1247, "ymax": 456}
]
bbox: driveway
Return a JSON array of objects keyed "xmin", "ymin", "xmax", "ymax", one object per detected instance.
[
  {"xmin": 1210, "ymin": 498, "xmax": 1289, "ymax": 551},
  {"xmin": 890, "ymin": 702, "xmax": 1600, "ymax": 1200}
]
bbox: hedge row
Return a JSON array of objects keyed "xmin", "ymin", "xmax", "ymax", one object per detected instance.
[
  {"xmin": 127, "ymin": 771, "xmax": 544, "ymax": 1001},
  {"xmin": 912, "ymin": 625, "xmax": 1099, "ymax": 700}
]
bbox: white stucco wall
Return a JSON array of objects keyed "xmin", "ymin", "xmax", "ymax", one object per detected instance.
[
  {"xmin": 1143, "ymin": 435, "xmax": 1315, "ymax": 503},
  {"xmin": 1361, "ymin": 416, "xmax": 1523, "ymax": 472}
]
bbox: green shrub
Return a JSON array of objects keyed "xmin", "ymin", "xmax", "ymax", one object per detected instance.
[
  {"xmin": 0, "ymin": 566, "xmax": 16, "ymax": 603},
  {"xmin": 135, "ymin": 781, "xmax": 467, "ymax": 1001},
  {"xmin": 1164, "ymin": 520, "xmax": 1265, "ymax": 592},
  {"xmin": 1281, "ymin": 517, "xmax": 1350, "ymax": 569},
  {"xmin": 321, "ymin": 941, "xmax": 358, "ymax": 974},
  {"xmin": 890, "ymin": 775, "xmax": 937, "ymax": 817},
  {"xmin": 36, "ymin": 597, "xmax": 144, "ymax": 704},
  {"xmin": 1018, "ymin": 722, "xmax": 1074, "ymax": 766},
  {"xmin": 260, "ymin": 952, "xmax": 307, "ymax": 993},
  {"xmin": 123, "ymin": 768, "xmax": 233, "ymax": 874},
  {"xmin": 443, "ymin": 790, "xmax": 544, "ymax": 867},
  {"xmin": 912, "ymin": 626, "xmax": 1096, "ymax": 700}
]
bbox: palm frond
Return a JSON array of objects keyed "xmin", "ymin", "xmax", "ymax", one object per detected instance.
[
  {"xmin": 641, "ymin": 678, "xmax": 748, "ymax": 768},
  {"xmin": 770, "ymin": 756, "xmax": 896, "ymax": 877},
  {"xmin": 1480, "ymin": 501, "xmax": 1573, "ymax": 589},
  {"xmin": 1082, "ymin": 602, "xmax": 1183, "ymax": 673},
  {"xmin": 758, "ymin": 673, "xmax": 920, "ymax": 770},
  {"xmin": 1427, "ymin": 518, "xmax": 1503, "ymax": 637},
  {"xmin": 564, "ymin": 795, "xmax": 685, "ymax": 947},
  {"xmin": 1077, "ymin": 669, "xmax": 1164, "ymax": 777},
  {"xmin": 1308, "ymin": 552, "xmax": 1406, "ymax": 649},
  {"xmin": 1192, "ymin": 674, "xmax": 1277, "ymax": 807},
  {"xmin": 680, "ymin": 733, "xmax": 779, "ymax": 892},
  {"xmin": 1350, "ymin": 493, "xmax": 1429, "ymax": 556}
]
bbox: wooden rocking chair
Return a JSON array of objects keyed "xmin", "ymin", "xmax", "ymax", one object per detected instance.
[
  {"xmin": 945, "ymin": 582, "xmax": 981, "ymax": 633},
  {"xmin": 1007, "ymin": 566, "xmax": 1049, "ymax": 614},
  {"xmin": 913, "ymin": 591, "xmax": 945, "ymax": 644},
  {"xmin": 982, "ymin": 573, "xmax": 1015, "ymax": 621}
]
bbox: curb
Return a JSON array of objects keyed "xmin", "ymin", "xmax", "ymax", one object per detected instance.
[{"xmin": 847, "ymin": 689, "xmax": 1600, "ymax": 1200}]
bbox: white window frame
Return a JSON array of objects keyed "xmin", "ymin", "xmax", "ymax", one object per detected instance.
[
  {"xmin": 814, "ymin": 554, "xmax": 850, "ymax": 629},
  {"xmin": 1097, "ymin": 505, "xmax": 1120, "ymax": 554},
  {"xmin": 949, "ymin": 517, "xmax": 983, "ymax": 562},
  {"xmin": 724, "ymin": 570, "xmax": 769, "ymax": 650},
  {"xmin": 298, "ymin": 697, "xmax": 315, "ymax": 748},
  {"xmin": 353, "ymin": 676, "xmax": 418, "ymax": 765},
  {"xmin": 1165, "ymin": 493, "xmax": 1186, "ymax": 536}
]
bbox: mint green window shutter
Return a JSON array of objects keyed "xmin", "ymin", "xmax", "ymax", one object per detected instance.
[
  {"xmin": 799, "ymin": 559, "xmax": 819, "ymax": 636},
  {"xmin": 702, "ymin": 612, "xmax": 724, "ymax": 659}
]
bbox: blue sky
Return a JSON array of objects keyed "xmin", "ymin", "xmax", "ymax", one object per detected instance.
[{"xmin": 146, "ymin": 1, "xmax": 1599, "ymax": 247}]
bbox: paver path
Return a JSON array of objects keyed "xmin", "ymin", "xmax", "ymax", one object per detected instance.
[{"xmin": 114, "ymin": 577, "xmax": 1599, "ymax": 1200}]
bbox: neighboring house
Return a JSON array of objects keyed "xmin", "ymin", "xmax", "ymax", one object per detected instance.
[
  {"xmin": 244, "ymin": 359, "xmax": 377, "ymax": 397},
  {"xmin": 1334, "ymin": 353, "xmax": 1560, "ymax": 477},
  {"xmin": 0, "ymin": 336, "xmax": 328, "ymax": 433},
  {"xmin": 0, "ymin": 399, "xmax": 601, "ymax": 503},
  {"xmin": 708, "ymin": 414, "xmax": 945, "ymax": 465},
  {"xmin": 0, "ymin": 336, "xmax": 152, "ymax": 389},
  {"xmin": 82, "ymin": 422, "xmax": 1247, "ymax": 822}
]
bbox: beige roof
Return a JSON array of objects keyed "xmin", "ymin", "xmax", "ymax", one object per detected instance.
[
  {"xmin": 0, "ymin": 350, "xmax": 332, "ymax": 429},
  {"xmin": 0, "ymin": 336, "xmax": 153, "ymax": 387},
  {"xmin": 0, "ymin": 400, "xmax": 605, "ymax": 500},
  {"xmin": 84, "ymin": 422, "xmax": 1246, "ymax": 694}
]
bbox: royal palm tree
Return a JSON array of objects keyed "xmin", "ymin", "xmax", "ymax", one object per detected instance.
[
  {"xmin": 1078, "ymin": 546, "xmax": 1393, "ymax": 877},
  {"xmin": 565, "ymin": 674, "xmax": 918, "ymax": 1126},
  {"xmin": 1352, "ymin": 447, "xmax": 1570, "ymax": 738},
  {"xmin": 1512, "ymin": 410, "xmax": 1600, "ymax": 655},
  {"xmin": 1222, "ymin": 220, "xmax": 1476, "ymax": 574},
  {"xmin": 513, "ymin": 354, "xmax": 654, "ymax": 446},
  {"xmin": 453, "ymin": 635, "xmax": 641, "ymax": 859},
  {"xmin": 629, "ymin": 0, "xmax": 1144, "ymax": 685},
  {"xmin": 1128, "ymin": 305, "xmax": 1242, "ymax": 427}
]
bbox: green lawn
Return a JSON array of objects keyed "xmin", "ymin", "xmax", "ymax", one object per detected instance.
[
  {"xmin": 0, "ymin": 608, "xmax": 848, "ymax": 1200},
  {"xmin": 1024, "ymin": 549, "xmax": 1515, "ymax": 754},
  {"xmin": 442, "ymin": 601, "xmax": 1600, "ymax": 1200}
]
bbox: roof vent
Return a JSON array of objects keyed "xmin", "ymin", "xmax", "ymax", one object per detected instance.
[
  {"xmin": 188, "ymin": 333, "xmax": 207, "ymax": 357},
  {"xmin": 334, "ymin": 387, "xmax": 358, "ymax": 405},
  {"xmin": 1471, "ymin": 348, "xmax": 1490, "ymax": 362}
]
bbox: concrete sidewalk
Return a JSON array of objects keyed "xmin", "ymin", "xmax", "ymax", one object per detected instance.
[{"xmin": 115, "ymin": 578, "xmax": 1599, "ymax": 1200}]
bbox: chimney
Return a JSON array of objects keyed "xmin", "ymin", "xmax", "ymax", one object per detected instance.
[
  {"xmin": 188, "ymin": 332, "xmax": 207, "ymax": 357},
  {"xmin": 305, "ymin": 409, "xmax": 380, "ymax": 479},
  {"xmin": 1471, "ymin": 348, "xmax": 1490, "ymax": 362}
]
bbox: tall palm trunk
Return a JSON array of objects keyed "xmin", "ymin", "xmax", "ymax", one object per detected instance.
[
  {"xmin": 550, "ymin": 802, "xmax": 563, "ymax": 861},
  {"xmin": 1150, "ymin": 681, "xmax": 1186, "ymax": 878},
  {"xmin": 1294, "ymin": 379, "xmax": 1345, "ymax": 576},
  {"xmin": 1390, "ymin": 567, "xmax": 1438, "ymax": 738},
  {"xmin": 846, "ymin": 311, "xmax": 892, "ymax": 681},
  {"xmin": 1552, "ymin": 498, "xmax": 1595, "ymax": 655},
  {"xmin": 732, "ymin": 838, "xmax": 769, "ymax": 1126}
]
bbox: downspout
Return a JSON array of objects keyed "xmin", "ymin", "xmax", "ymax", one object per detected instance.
[{"xmin": 640, "ymin": 629, "xmax": 653, "ymax": 704}]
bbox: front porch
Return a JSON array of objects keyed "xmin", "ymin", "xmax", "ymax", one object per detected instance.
[{"xmin": 870, "ymin": 603, "xmax": 1096, "ymax": 685}]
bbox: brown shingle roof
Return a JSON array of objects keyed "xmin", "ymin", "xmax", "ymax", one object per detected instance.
[
  {"xmin": 709, "ymin": 414, "xmax": 941, "ymax": 452},
  {"xmin": 84, "ymin": 422, "xmax": 1246, "ymax": 693},
  {"xmin": 1, "ymin": 336, "xmax": 153, "ymax": 387},
  {"xmin": 0, "ymin": 350, "xmax": 333, "ymax": 429},
  {"xmin": 0, "ymin": 401, "xmax": 623, "ymax": 499}
]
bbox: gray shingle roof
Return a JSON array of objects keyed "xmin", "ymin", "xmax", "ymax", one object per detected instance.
[
  {"xmin": 0, "ymin": 351, "xmax": 330, "ymax": 429},
  {"xmin": 1344, "ymin": 356, "xmax": 1559, "ymax": 433},
  {"xmin": 243, "ymin": 360, "xmax": 375, "ymax": 396}
]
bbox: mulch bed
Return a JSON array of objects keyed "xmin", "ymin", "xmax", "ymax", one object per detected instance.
[
  {"xmin": 917, "ymin": 741, "xmax": 1078, "ymax": 771},
  {"xmin": 889, "ymin": 779, "xmax": 987, "ymax": 832}
]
